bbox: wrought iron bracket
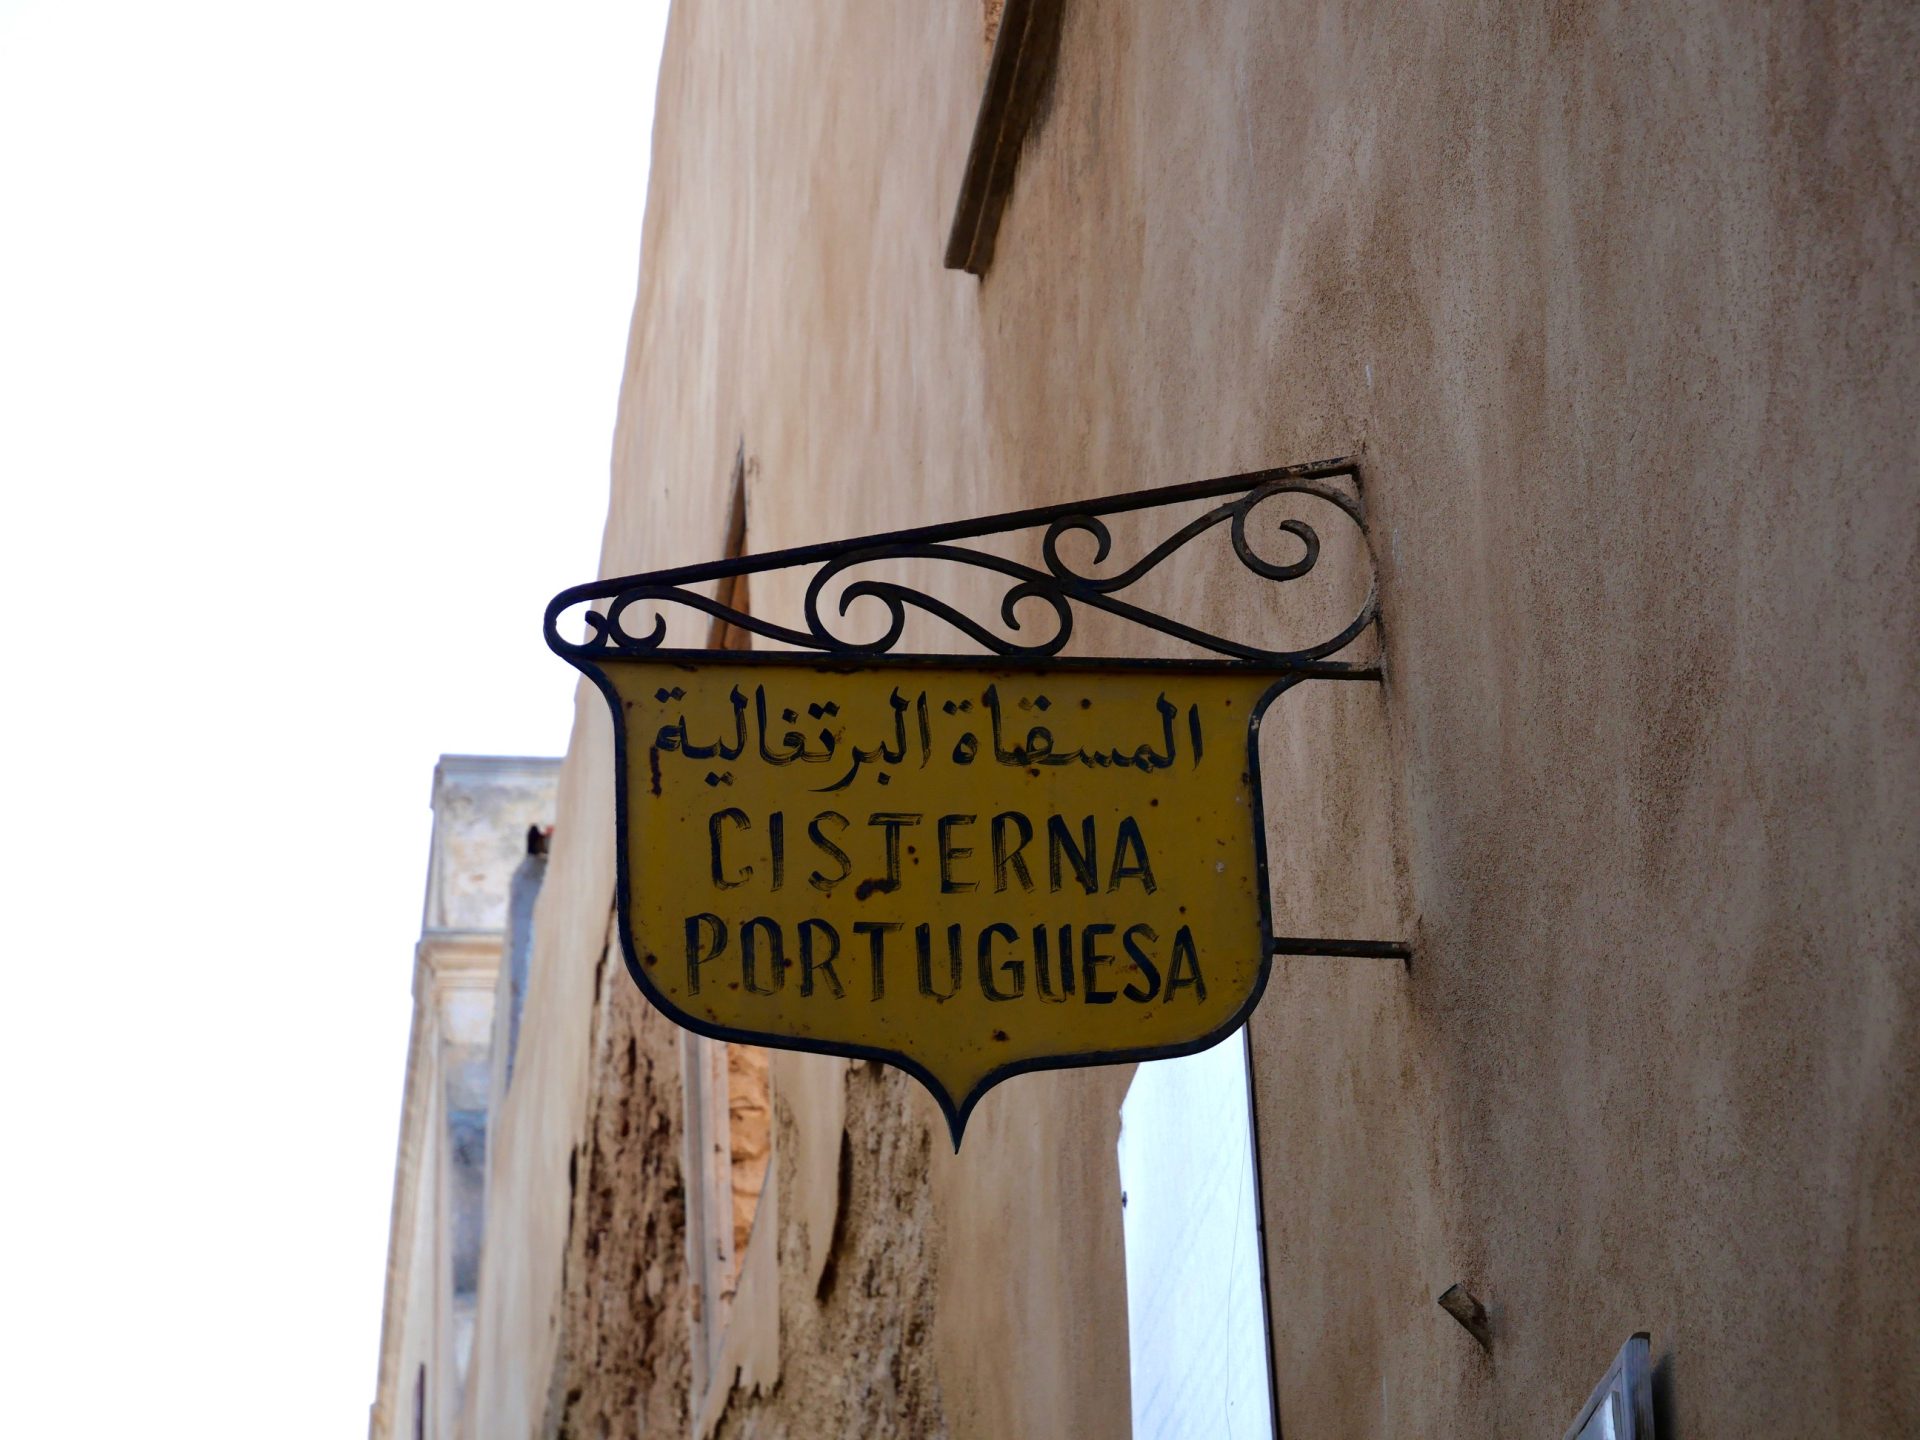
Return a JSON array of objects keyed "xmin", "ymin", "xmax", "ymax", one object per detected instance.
[{"xmin": 547, "ymin": 454, "xmax": 1412, "ymax": 974}]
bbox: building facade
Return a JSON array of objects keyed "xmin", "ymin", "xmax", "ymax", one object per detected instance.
[
  {"xmin": 399, "ymin": 2, "xmax": 1914, "ymax": 1435},
  {"xmin": 371, "ymin": 756, "xmax": 560, "ymax": 1440}
]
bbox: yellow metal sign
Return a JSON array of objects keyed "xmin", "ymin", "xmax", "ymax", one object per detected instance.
[
  {"xmin": 599, "ymin": 658, "xmax": 1284, "ymax": 1140},
  {"xmin": 548, "ymin": 463, "xmax": 1397, "ymax": 1143}
]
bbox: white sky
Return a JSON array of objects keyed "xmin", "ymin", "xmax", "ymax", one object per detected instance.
[{"xmin": 0, "ymin": 0, "xmax": 670, "ymax": 1429}]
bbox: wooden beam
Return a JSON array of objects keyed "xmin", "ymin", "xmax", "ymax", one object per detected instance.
[{"xmin": 943, "ymin": 0, "xmax": 1064, "ymax": 276}]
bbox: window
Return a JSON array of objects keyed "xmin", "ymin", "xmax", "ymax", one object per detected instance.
[{"xmin": 499, "ymin": 825, "xmax": 549, "ymax": 1091}]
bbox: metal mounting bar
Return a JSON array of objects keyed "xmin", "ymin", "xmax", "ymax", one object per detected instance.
[
  {"xmin": 1271, "ymin": 937, "xmax": 1413, "ymax": 963},
  {"xmin": 546, "ymin": 457, "xmax": 1379, "ymax": 671}
]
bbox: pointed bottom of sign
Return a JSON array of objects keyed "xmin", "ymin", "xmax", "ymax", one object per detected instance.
[
  {"xmin": 886, "ymin": 1063, "xmax": 982, "ymax": 1153},
  {"xmin": 888, "ymin": 1062, "xmax": 1035, "ymax": 1152},
  {"xmin": 936, "ymin": 1084, "xmax": 981, "ymax": 1154},
  {"xmin": 942, "ymin": 1103, "xmax": 968, "ymax": 1154}
]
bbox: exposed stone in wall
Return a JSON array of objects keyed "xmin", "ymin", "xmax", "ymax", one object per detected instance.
[
  {"xmin": 726, "ymin": 1043, "xmax": 772, "ymax": 1285},
  {"xmin": 711, "ymin": 1061, "xmax": 948, "ymax": 1440},
  {"xmin": 981, "ymin": 0, "xmax": 1005, "ymax": 49},
  {"xmin": 548, "ymin": 942, "xmax": 693, "ymax": 1440}
]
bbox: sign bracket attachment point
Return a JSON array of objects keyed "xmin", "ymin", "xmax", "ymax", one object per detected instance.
[{"xmin": 1270, "ymin": 937, "xmax": 1412, "ymax": 966}]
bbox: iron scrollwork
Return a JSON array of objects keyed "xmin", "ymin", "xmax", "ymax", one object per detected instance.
[{"xmin": 546, "ymin": 457, "xmax": 1379, "ymax": 672}]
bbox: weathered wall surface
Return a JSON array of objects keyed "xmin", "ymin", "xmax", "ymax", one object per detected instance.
[
  {"xmin": 471, "ymin": 0, "xmax": 1917, "ymax": 1435},
  {"xmin": 962, "ymin": 4, "xmax": 1917, "ymax": 1434},
  {"xmin": 547, "ymin": 946, "xmax": 693, "ymax": 1439},
  {"xmin": 705, "ymin": 1058, "xmax": 949, "ymax": 1440}
]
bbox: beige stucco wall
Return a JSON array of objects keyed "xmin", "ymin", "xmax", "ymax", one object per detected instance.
[{"xmin": 464, "ymin": 0, "xmax": 1917, "ymax": 1435}]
